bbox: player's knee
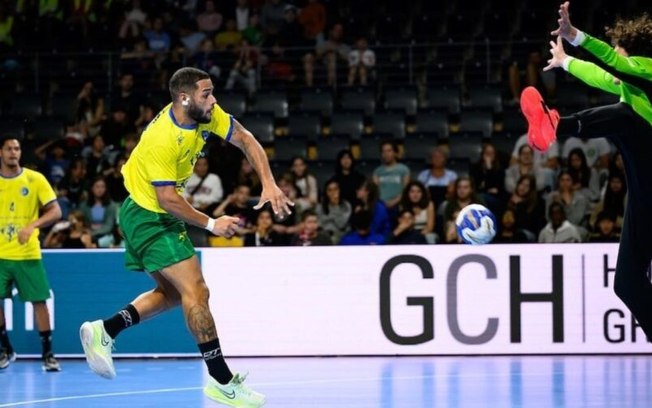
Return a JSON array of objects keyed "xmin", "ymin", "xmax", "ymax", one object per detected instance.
[{"xmin": 188, "ymin": 281, "xmax": 210, "ymax": 305}]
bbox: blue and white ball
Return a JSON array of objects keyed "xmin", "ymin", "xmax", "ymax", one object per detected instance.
[{"xmin": 455, "ymin": 204, "xmax": 497, "ymax": 245}]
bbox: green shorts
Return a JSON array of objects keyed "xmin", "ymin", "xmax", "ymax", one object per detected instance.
[
  {"xmin": 120, "ymin": 196, "xmax": 196, "ymax": 273},
  {"xmin": 0, "ymin": 259, "xmax": 51, "ymax": 302}
]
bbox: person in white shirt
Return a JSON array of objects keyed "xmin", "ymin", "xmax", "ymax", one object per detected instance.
[
  {"xmin": 347, "ymin": 37, "xmax": 376, "ymax": 86},
  {"xmin": 561, "ymin": 136, "xmax": 611, "ymax": 170},
  {"xmin": 183, "ymin": 156, "xmax": 224, "ymax": 215},
  {"xmin": 538, "ymin": 202, "xmax": 582, "ymax": 243},
  {"xmin": 510, "ymin": 133, "xmax": 559, "ymax": 190}
]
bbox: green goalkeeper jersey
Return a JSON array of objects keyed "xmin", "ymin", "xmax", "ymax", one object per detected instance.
[{"xmin": 566, "ymin": 33, "xmax": 652, "ymax": 126}]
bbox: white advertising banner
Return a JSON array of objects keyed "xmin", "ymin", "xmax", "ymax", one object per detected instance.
[{"xmin": 202, "ymin": 244, "xmax": 651, "ymax": 356}]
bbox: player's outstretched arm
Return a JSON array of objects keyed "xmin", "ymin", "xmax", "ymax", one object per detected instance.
[{"xmin": 228, "ymin": 119, "xmax": 294, "ymax": 216}]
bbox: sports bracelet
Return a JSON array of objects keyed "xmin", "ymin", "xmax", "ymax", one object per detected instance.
[{"xmin": 205, "ymin": 217, "xmax": 216, "ymax": 232}]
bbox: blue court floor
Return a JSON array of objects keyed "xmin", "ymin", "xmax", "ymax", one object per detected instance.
[{"xmin": 1, "ymin": 355, "xmax": 651, "ymax": 407}]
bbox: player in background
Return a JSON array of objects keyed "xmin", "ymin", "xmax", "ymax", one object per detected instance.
[{"xmin": 0, "ymin": 136, "xmax": 63, "ymax": 371}]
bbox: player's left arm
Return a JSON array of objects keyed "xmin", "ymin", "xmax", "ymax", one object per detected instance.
[
  {"xmin": 18, "ymin": 200, "xmax": 62, "ymax": 245},
  {"xmin": 228, "ymin": 119, "xmax": 294, "ymax": 216}
]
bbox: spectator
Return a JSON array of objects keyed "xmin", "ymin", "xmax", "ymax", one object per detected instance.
[
  {"xmin": 538, "ymin": 202, "xmax": 582, "ymax": 243},
  {"xmin": 510, "ymin": 133, "xmax": 560, "ymax": 187},
  {"xmin": 339, "ymin": 209, "xmax": 386, "ymax": 245},
  {"xmin": 196, "ymin": 0, "xmax": 223, "ymax": 37},
  {"xmin": 183, "ymin": 156, "xmax": 224, "ymax": 216},
  {"xmin": 101, "ymin": 104, "xmax": 137, "ymax": 148},
  {"xmin": 44, "ymin": 210, "xmax": 96, "ymax": 249},
  {"xmin": 242, "ymin": 13, "xmax": 263, "ymax": 46},
  {"xmin": 143, "ymin": 16, "xmax": 171, "ymax": 53},
  {"xmin": 306, "ymin": 22, "xmax": 349, "ymax": 86},
  {"xmin": 121, "ymin": 132, "xmax": 139, "ymax": 160},
  {"xmin": 417, "ymin": 146, "xmax": 458, "ymax": 208},
  {"xmin": 192, "ymin": 38, "xmax": 224, "ymax": 80},
  {"xmin": 470, "ymin": 142, "xmax": 505, "ymax": 215},
  {"xmin": 119, "ymin": 36, "xmax": 157, "ymax": 85},
  {"xmin": 545, "ymin": 170, "xmax": 591, "ymax": 236},
  {"xmin": 372, "ymin": 140, "xmax": 410, "ymax": 212},
  {"xmin": 347, "ymin": 37, "xmax": 375, "ymax": 86},
  {"xmin": 561, "ymin": 136, "xmax": 611, "ymax": 173},
  {"xmin": 215, "ymin": 18, "xmax": 243, "ymax": 51},
  {"xmin": 566, "ymin": 147, "xmax": 601, "ymax": 202},
  {"xmin": 236, "ymin": 156, "xmax": 262, "ymax": 197},
  {"xmin": 331, "ymin": 149, "xmax": 365, "ymax": 207},
  {"xmin": 235, "ymin": 0, "xmax": 251, "ymax": 31},
  {"xmin": 355, "ymin": 179, "xmax": 391, "ymax": 237},
  {"xmin": 506, "ymin": 174, "xmax": 546, "ymax": 242},
  {"xmin": 75, "ymin": 80, "xmax": 105, "ymax": 137},
  {"xmin": 589, "ymin": 171, "xmax": 626, "ymax": 232},
  {"xmin": 244, "ymin": 208, "xmax": 283, "ymax": 246},
  {"xmin": 105, "ymin": 154, "xmax": 129, "ymax": 204},
  {"xmin": 261, "ymin": 0, "xmax": 287, "ymax": 36},
  {"xmin": 178, "ymin": 20, "xmax": 207, "ymax": 57},
  {"xmin": 588, "ymin": 211, "xmax": 620, "ymax": 243},
  {"xmin": 212, "ymin": 184, "xmax": 257, "ymax": 236},
  {"xmin": 504, "ymin": 144, "xmax": 547, "ymax": 194},
  {"xmin": 57, "ymin": 157, "xmax": 88, "ymax": 215},
  {"xmin": 290, "ymin": 156, "xmax": 318, "ymax": 212},
  {"xmin": 438, "ymin": 176, "xmax": 483, "ymax": 244},
  {"xmin": 297, "ymin": 0, "xmax": 326, "ymax": 44},
  {"xmin": 118, "ymin": 0, "xmax": 148, "ymax": 46},
  {"xmin": 35, "ymin": 139, "xmax": 69, "ymax": 187},
  {"xmin": 316, "ymin": 179, "xmax": 352, "ymax": 244},
  {"xmin": 110, "ymin": 72, "xmax": 143, "ymax": 126},
  {"xmin": 224, "ymin": 38, "xmax": 258, "ymax": 95},
  {"xmin": 494, "ymin": 208, "xmax": 519, "ymax": 243},
  {"xmin": 388, "ymin": 209, "xmax": 428, "ymax": 245},
  {"xmin": 82, "ymin": 135, "xmax": 112, "ymax": 180},
  {"xmin": 399, "ymin": 180, "xmax": 436, "ymax": 243},
  {"xmin": 270, "ymin": 172, "xmax": 300, "ymax": 243},
  {"xmin": 507, "ymin": 49, "xmax": 556, "ymax": 105},
  {"xmin": 78, "ymin": 176, "xmax": 119, "ymax": 247},
  {"xmin": 290, "ymin": 209, "xmax": 332, "ymax": 246}
]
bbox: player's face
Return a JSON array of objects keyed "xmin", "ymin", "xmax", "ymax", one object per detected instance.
[
  {"xmin": 0, "ymin": 139, "xmax": 21, "ymax": 169},
  {"xmin": 187, "ymin": 79, "xmax": 216, "ymax": 124}
]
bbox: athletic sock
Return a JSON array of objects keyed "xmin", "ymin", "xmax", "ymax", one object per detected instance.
[
  {"xmin": 40, "ymin": 330, "xmax": 52, "ymax": 357},
  {"xmin": 0, "ymin": 324, "xmax": 13, "ymax": 354},
  {"xmin": 198, "ymin": 338, "xmax": 233, "ymax": 385},
  {"xmin": 103, "ymin": 304, "xmax": 141, "ymax": 339}
]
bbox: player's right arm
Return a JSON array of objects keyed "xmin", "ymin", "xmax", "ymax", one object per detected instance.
[{"xmin": 155, "ymin": 185, "xmax": 239, "ymax": 237}]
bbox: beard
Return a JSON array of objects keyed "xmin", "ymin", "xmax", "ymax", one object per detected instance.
[{"xmin": 187, "ymin": 102, "xmax": 211, "ymax": 124}]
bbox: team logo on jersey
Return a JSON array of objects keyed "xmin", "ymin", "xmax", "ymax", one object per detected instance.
[{"xmin": 21, "ymin": 187, "xmax": 29, "ymax": 196}]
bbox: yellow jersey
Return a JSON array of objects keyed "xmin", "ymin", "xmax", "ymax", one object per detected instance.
[
  {"xmin": 0, "ymin": 168, "xmax": 57, "ymax": 260},
  {"xmin": 122, "ymin": 103, "xmax": 234, "ymax": 213}
]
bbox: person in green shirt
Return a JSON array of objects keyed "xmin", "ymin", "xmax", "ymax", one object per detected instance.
[{"xmin": 521, "ymin": 2, "xmax": 652, "ymax": 340}]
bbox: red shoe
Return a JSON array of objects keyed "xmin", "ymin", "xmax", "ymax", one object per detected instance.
[{"xmin": 520, "ymin": 86, "xmax": 559, "ymax": 152}]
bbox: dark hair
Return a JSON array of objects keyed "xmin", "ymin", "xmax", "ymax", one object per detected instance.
[
  {"xmin": 557, "ymin": 169, "xmax": 577, "ymax": 189},
  {"xmin": 514, "ymin": 174, "xmax": 539, "ymax": 214},
  {"xmin": 335, "ymin": 149, "xmax": 356, "ymax": 175},
  {"xmin": 359, "ymin": 178, "xmax": 379, "ymax": 209},
  {"xmin": 300, "ymin": 208, "xmax": 317, "ymax": 222},
  {"xmin": 400, "ymin": 180, "xmax": 430, "ymax": 211},
  {"xmin": 478, "ymin": 142, "xmax": 501, "ymax": 170},
  {"xmin": 604, "ymin": 172, "xmax": 627, "ymax": 217},
  {"xmin": 379, "ymin": 139, "xmax": 398, "ymax": 153},
  {"xmin": 169, "ymin": 67, "xmax": 210, "ymax": 101},
  {"xmin": 567, "ymin": 148, "xmax": 591, "ymax": 189},
  {"xmin": 320, "ymin": 179, "xmax": 344, "ymax": 215},
  {"xmin": 548, "ymin": 201, "xmax": 566, "ymax": 218},
  {"xmin": 0, "ymin": 134, "xmax": 20, "ymax": 148},
  {"xmin": 87, "ymin": 176, "xmax": 111, "ymax": 206},
  {"xmin": 606, "ymin": 13, "xmax": 652, "ymax": 57},
  {"xmin": 351, "ymin": 209, "xmax": 373, "ymax": 231}
]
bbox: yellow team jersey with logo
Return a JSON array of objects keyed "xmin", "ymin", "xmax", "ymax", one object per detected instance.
[
  {"xmin": 0, "ymin": 168, "xmax": 57, "ymax": 260},
  {"xmin": 122, "ymin": 103, "xmax": 234, "ymax": 213}
]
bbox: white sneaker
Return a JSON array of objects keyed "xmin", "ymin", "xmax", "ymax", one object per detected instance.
[
  {"xmin": 80, "ymin": 320, "xmax": 116, "ymax": 379},
  {"xmin": 204, "ymin": 373, "xmax": 266, "ymax": 407}
]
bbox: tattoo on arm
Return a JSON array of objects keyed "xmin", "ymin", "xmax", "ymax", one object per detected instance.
[{"xmin": 186, "ymin": 304, "xmax": 218, "ymax": 343}]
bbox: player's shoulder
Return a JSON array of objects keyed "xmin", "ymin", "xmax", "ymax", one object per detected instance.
[{"xmin": 22, "ymin": 167, "xmax": 48, "ymax": 183}]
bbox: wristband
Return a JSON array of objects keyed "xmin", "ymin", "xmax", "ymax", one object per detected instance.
[
  {"xmin": 205, "ymin": 217, "xmax": 216, "ymax": 232},
  {"xmin": 570, "ymin": 30, "xmax": 585, "ymax": 47}
]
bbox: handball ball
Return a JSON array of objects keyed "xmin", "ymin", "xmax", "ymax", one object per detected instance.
[{"xmin": 455, "ymin": 204, "xmax": 497, "ymax": 245}]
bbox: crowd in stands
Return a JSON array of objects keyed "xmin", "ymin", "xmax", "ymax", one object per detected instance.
[{"xmin": 0, "ymin": 0, "xmax": 638, "ymax": 248}]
